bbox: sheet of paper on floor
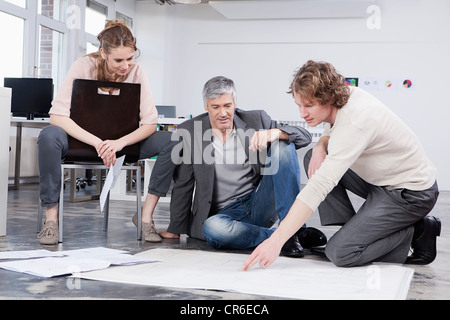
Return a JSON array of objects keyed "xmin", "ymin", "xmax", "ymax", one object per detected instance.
[
  {"xmin": 0, "ymin": 249, "xmax": 64, "ymax": 260},
  {"xmin": 62, "ymin": 247, "xmax": 158, "ymax": 266},
  {"xmin": 79, "ymin": 248, "xmax": 414, "ymax": 300},
  {"xmin": 0, "ymin": 247, "xmax": 158, "ymax": 278}
]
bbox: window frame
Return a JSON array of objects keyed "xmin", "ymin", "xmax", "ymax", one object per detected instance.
[
  {"xmin": 1, "ymin": 0, "xmax": 136, "ymax": 90},
  {"xmin": 84, "ymin": 0, "xmax": 136, "ymax": 55},
  {"xmin": 0, "ymin": 0, "xmax": 69, "ymax": 91}
]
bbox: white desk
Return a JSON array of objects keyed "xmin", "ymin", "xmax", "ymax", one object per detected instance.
[
  {"xmin": 1, "ymin": 88, "xmax": 12, "ymax": 236},
  {"xmin": 156, "ymin": 117, "xmax": 185, "ymax": 126}
]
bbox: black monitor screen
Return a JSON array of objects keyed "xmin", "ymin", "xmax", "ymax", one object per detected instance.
[
  {"xmin": 156, "ymin": 105, "xmax": 176, "ymax": 118},
  {"xmin": 4, "ymin": 77, "xmax": 53, "ymax": 120}
]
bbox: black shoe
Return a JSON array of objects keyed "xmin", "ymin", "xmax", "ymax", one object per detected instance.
[
  {"xmin": 310, "ymin": 246, "xmax": 327, "ymax": 257},
  {"xmin": 296, "ymin": 227, "xmax": 327, "ymax": 249},
  {"xmin": 281, "ymin": 236, "xmax": 304, "ymax": 258},
  {"xmin": 405, "ymin": 216, "xmax": 441, "ymax": 265}
]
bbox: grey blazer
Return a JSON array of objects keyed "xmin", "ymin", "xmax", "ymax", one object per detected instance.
[{"xmin": 168, "ymin": 108, "xmax": 312, "ymax": 240}]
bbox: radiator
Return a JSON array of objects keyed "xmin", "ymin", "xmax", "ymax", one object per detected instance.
[{"xmin": 9, "ymin": 137, "xmax": 39, "ymax": 178}]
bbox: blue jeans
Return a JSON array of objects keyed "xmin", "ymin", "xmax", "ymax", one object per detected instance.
[{"xmin": 202, "ymin": 141, "xmax": 304, "ymax": 250}]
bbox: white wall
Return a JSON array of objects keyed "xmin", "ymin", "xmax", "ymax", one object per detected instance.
[{"xmin": 136, "ymin": 0, "xmax": 450, "ymax": 190}]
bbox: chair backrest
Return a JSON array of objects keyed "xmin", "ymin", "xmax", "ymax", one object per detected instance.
[{"xmin": 65, "ymin": 79, "xmax": 141, "ymax": 163}]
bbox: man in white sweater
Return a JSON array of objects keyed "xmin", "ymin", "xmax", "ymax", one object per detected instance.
[{"xmin": 243, "ymin": 60, "xmax": 440, "ymax": 269}]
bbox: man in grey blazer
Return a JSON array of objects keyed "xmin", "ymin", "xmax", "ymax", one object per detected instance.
[{"xmin": 162, "ymin": 76, "xmax": 327, "ymax": 257}]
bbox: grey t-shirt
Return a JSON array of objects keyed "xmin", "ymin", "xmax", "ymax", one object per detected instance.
[{"xmin": 211, "ymin": 130, "xmax": 257, "ymax": 211}]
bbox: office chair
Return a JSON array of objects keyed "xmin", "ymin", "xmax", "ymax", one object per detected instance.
[{"xmin": 37, "ymin": 79, "xmax": 143, "ymax": 242}]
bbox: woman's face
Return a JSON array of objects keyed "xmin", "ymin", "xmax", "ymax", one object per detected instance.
[{"xmin": 100, "ymin": 46, "xmax": 135, "ymax": 77}]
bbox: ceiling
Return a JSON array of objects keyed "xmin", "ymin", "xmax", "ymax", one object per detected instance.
[
  {"xmin": 148, "ymin": 0, "xmax": 305, "ymax": 4},
  {"xmin": 146, "ymin": 0, "xmax": 374, "ymax": 5},
  {"xmin": 145, "ymin": 0, "xmax": 375, "ymax": 20}
]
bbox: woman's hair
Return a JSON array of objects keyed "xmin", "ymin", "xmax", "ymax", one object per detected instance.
[
  {"xmin": 202, "ymin": 76, "xmax": 237, "ymax": 105},
  {"xmin": 87, "ymin": 20, "xmax": 140, "ymax": 82},
  {"xmin": 288, "ymin": 60, "xmax": 350, "ymax": 109}
]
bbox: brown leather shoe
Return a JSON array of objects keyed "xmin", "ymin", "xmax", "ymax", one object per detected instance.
[
  {"xmin": 38, "ymin": 220, "xmax": 59, "ymax": 245},
  {"xmin": 132, "ymin": 213, "xmax": 162, "ymax": 243}
]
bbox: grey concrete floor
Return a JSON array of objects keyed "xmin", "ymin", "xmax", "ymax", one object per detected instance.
[{"xmin": 1, "ymin": 183, "xmax": 449, "ymax": 301}]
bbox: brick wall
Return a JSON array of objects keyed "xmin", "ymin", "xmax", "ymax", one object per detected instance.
[{"xmin": 39, "ymin": 0, "xmax": 54, "ymax": 78}]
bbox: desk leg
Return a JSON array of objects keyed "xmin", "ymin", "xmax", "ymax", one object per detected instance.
[{"xmin": 11, "ymin": 124, "xmax": 22, "ymax": 190}]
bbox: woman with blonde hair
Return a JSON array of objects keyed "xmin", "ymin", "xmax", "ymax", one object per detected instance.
[{"xmin": 38, "ymin": 20, "xmax": 174, "ymax": 244}]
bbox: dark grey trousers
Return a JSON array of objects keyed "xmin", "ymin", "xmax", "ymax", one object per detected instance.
[
  {"xmin": 38, "ymin": 125, "xmax": 177, "ymax": 207},
  {"xmin": 304, "ymin": 149, "xmax": 439, "ymax": 267}
]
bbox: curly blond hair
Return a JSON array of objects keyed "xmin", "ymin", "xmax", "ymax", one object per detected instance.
[{"xmin": 288, "ymin": 60, "xmax": 350, "ymax": 109}]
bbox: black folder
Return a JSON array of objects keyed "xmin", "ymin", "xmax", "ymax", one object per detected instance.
[{"xmin": 65, "ymin": 79, "xmax": 141, "ymax": 163}]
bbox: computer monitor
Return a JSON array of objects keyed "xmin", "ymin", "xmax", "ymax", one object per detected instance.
[
  {"xmin": 4, "ymin": 77, "xmax": 53, "ymax": 120},
  {"xmin": 156, "ymin": 105, "xmax": 176, "ymax": 118}
]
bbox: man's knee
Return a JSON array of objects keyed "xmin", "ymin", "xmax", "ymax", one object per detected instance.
[
  {"xmin": 275, "ymin": 141, "xmax": 296, "ymax": 161},
  {"xmin": 325, "ymin": 236, "xmax": 360, "ymax": 267},
  {"xmin": 325, "ymin": 240, "xmax": 347, "ymax": 267},
  {"xmin": 202, "ymin": 215, "xmax": 235, "ymax": 249},
  {"xmin": 264, "ymin": 141, "xmax": 298, "ymax": 175}
]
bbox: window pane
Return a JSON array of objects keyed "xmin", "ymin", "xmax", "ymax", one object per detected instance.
[
  {"xmin": 116, "ymin": 12, "xmax": 133, "ymax": 30},
  {"xmin": 86, "ymin": 42, "xmax": 99, "ymax": 55},
  {"xmin": 38, "ymin": 25, "xmax": 65, "ymax": 93},
  {"xmin": 3, "ymin": 0, "xmax": 26, "ymax": 8},
  {"xmin": 38, "ymin": 0, "xmax": 67, "ymax": 22},
  {"xmin": 0, "ymin": 11, "xmax": 24, "ymax": 84},
  {"xmin": 85, "ymin": 0, "xmax": 107, "ymax": 36}
]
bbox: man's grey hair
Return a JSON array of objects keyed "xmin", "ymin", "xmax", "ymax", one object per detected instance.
[{"xmin": 202, "ymin": 76, "xmax": 237, "ymax": 105}]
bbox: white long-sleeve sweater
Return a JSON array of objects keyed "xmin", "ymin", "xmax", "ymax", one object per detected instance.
[{"xmin": 297, "ymin": 87, "xmax": 437, "ymax": 212}]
